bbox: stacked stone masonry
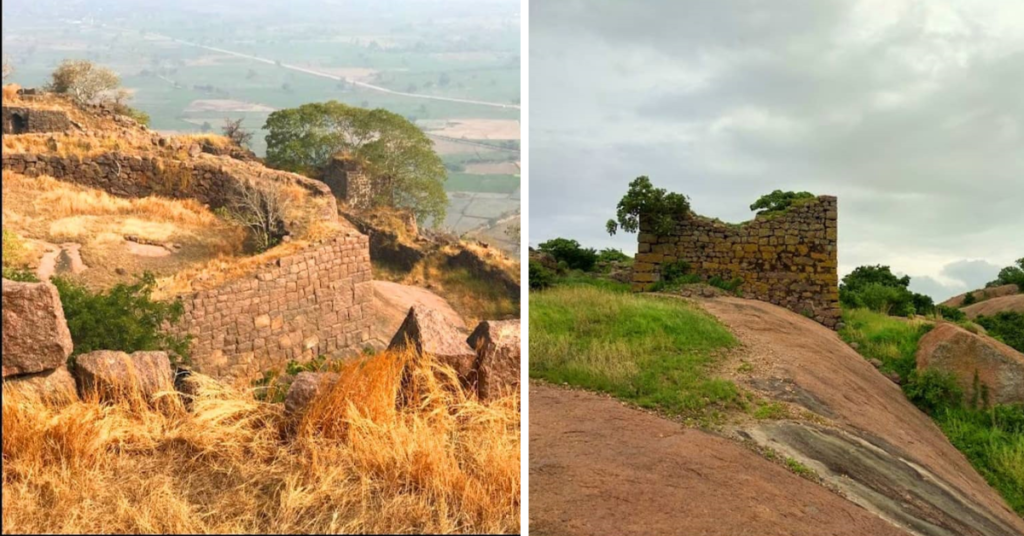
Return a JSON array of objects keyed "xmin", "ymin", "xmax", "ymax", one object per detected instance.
[
  {"xmin": 633, "ymin": 196, "xmax": 840, "ymax": 329},
  {"xmin": 2, "ymin": 147, "xmax": 372, "ymax": 380},
  {"xmin": 322, "ymin": 156, "xmax": 391, "ymax": 210},
  {"xmin": 177, "ymin": 232, "xmax": 373, "ymax": 380},
  {"xmin": 2, "ymin": 151, "xmax": 338, "ymax": 235},
  {"xmin": 2, "ymin": 106, "xmax": 72, "ymax": 135}
]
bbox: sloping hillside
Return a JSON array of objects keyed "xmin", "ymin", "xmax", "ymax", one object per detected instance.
[{"xmin": 963, "ymin": 294, "xmax": 1024, "ymax": 319}]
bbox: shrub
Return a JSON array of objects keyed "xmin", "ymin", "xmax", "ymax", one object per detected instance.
[
  {"xmin": 963, "ymin": 291, "xmax": 977, "ymax": 306},
  {"xmin": 937, "ymin": 305, "xmax": 967, "ymax": 322},
  {"xmin": 52, "ymin": 272, "xmax": 191, "ymax": 366},
  {"xmin": 709, "ymin": 276, "xmax": 744, "ymax": 293},
  {"xmin": 904, "ymin": 369, "xmax": 964, "ymax": 415},
  {"xmin": 529, "ymin": 260, "xmax": 555, "ymax": 291},
  {"xmin": 911, "ymin": 292, "xmax": 935, "ymax": 316},
  {"xmin": 606, "ymin": 176, "xmax": 690, "ymax": 236},
  {"xmin": 596, "ymin": 248, "xmax": 631, "ymax": 264},
  {"xmin": 840, "ymin": 265, "xmax": 921, "ymax": 317},
  {"xmin": 661, "ymin": 260, "xmax": 692, "ymax": 284},
  {"xmin": 976, "ymin": 312, "xmax": 1024, "ymax": 353},
  {"xmin": 219, "ymin": 178, "xmax": 291, "ymax": 253},
  {"xmin": 537, "ymin": 238, "xmax": 598, "ymax": 272},
  {"xmin": 749, "ymin": 190, "xmax": 815, "ymax": 216},
  {"xmin": 47, "ymin": 60, "xmax": 121, "ymax": 104},
  {"xmin": 222, "ymin": 117, "xmax": 254, "ymax": 148},
  {"xmin": 987, "ymin": 258, "xmax": 1024, "ymax": 291}
]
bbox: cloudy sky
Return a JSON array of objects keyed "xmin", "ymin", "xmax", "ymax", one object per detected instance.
[{"xmin": 530, "ymin": 0, "xmax": 1023, "ymax": 302}]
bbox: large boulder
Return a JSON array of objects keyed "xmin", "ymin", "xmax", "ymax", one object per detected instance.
[
  {"xmin": 74, "ymin": 350, "xmax": 174, "ymax": 400},
  {"xmin": 916, "ymin": 323, "xmax": 1024, "ymax": 405},
  {"xmin": 284, "ymin": 371, "xmax": 340, "ymax": 414},
  {"xmin": 2, "ymin": 365, "xmax": 78, "ymax": 406},
  {"xmin": 370, "ymin": 281, "xmax": 465, "ymax": 347},
  {"xmin": 388, "ymin": 306, "xmax": 477, "ymax": 382},
  {"xmin": 467, "ymin": 319, "xmax": 521, "ymax": 400},
  {"xmin": 2, "ymin": 279, "xmax": 74, "ymax": 377},
  {"xmin": 941, "ymin": 284, "xmax": 1019, "ymax": 308},
  {"xmin": 962, "ymin": 293, "xmax": 1024, "ymax": 319}
]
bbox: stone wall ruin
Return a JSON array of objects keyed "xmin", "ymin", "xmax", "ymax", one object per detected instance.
[{"xmin": 633, "ymin": 196, "xmax": 840, "ymax": 328}]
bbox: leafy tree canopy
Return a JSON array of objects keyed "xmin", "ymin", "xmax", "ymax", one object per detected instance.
[
  {"xmin": 988, "ymin": 257, "xmax": 1024, "ymax": 291},
  {"xmin": 750, "ymin": 190, "xmax": 815, "ymax": 215},
  {"xmin": 264, "ymin": 101, "xmax": 447, "ymax": 225},
  {"xmin": 538, "ymin": 238, "xmax": 598, "ymax": 272},
  {"xmin": 606, "ymin": 176, "xmax": 690, "ymax": 236},
  {"xmin": 840, "ymin": 265, "xmax": 911, "ymax": 292}
]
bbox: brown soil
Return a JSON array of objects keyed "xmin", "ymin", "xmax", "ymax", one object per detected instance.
[
  {"xmin": 529, "ymin": 382, "xmax": 908, "ymax": 536},
  {"xmin": 700, "ymin": 297, "xmax": 1024, "ymax": 536},
  {"xmin": 962, "ymin": 293, "xmax": 1024, "ymax": 319}
]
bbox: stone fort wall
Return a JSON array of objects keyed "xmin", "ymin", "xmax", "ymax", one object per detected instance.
[
  {"xmin": 2, "ymin": 149, "xmax": 372, "ymax": 380},
  {"xmin": 633, "ymin": 196, "xmax": 840, "ymax": 328},
  {"xmin": 322, "ymin": 156, "xmax": 391, "ymax": 210},
  {"xmin": 2, "ymin": 106, "xmax": 72, "ymax": 135}
]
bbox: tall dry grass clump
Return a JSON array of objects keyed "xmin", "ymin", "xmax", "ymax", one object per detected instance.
[{"xmin": 1, "ymin": 349, "xmax": 520, "ymax": 534}]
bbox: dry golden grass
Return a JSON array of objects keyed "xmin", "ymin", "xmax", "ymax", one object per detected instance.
[
  {"xmin": 3, "ymin": 133, "xmax": 131, "ymax": 158},
  {"xmin": 2, "ymin": 83, "xmax": 21, "ymax": 103},
  {"xmin": 1, "ymin": 349, "xmax": 520, "ymax": 534}
]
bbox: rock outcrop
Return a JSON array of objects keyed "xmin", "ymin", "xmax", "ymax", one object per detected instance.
[
  {"xmin": 2, "ymin": 365, "xmax": 78, "ymax": 406},
  {"xmin": 370, "ymin": 281, "xmax": 465, "ymax": 346},
  {"xmin": 74, "ymin": 350, "xmax": 174, "ymax": 400},
  {"xmin": 962, "ymin": 293, "xmax": 1024, "ymax": 319},
  {"xmin": 468, "ymin": 319, "xmax": 521, "ymax": 400},
  {"xmin": 389, "ymin": 306, "xmax": 478, "ymax": 383},
  {"xmin": 2, "ymin": 279, "xmax": 74, "ymax": 377},
  {"xmin": 916, "ymin": 323, "xmax": 1024, "ymax": 405},
  {"xmin": 941, "ymin": 284, "xmax": 1020, "ymax": 308},
  {"xmin": 284, "ymin": 371, "xmax": 341, "ymax": 414}
]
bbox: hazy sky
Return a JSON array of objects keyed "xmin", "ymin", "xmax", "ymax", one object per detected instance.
[{"xmin": 530, "ymin": 0, "xmax": 1023, "ymax": 302}]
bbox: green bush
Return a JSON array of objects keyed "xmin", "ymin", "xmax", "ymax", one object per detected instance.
[
  {"xmin": 606, "ymin": 176, "xmax": 690, "ymax": 237},
  {"xmin": 904, "ymin": 369, "xmax": 964, "ymax": 415},
  {"xmin": 529, "ymin": 260, "xmax": 556, "ymax": 291},
  {"xmin": 976, "ymin": 312, "xmax": 1024, "ymax": 353},
  {"xmin": 537, "ymin": 238, "xmax": 598, "ymax": 272},
  {"xmin": 963, "ymin": 291, "xmax": 977, "ymax": 306},
  {"xmin": 839, "ymin": 265, "xmax": 930, "ymax": 317},
  {"xmin": 937, "ymin": 305, "xmax": 967, "ymax": 322},
  {"xmin": 987, "ymin": 258, "xmax": 1024, "ymax": 291},
  {"xmin": 52, "ymin": 273, "xmax": 192, "ymax": 366},
  {"xmin": 749, "ymin": 190, "xmax": 815, "ymax": 216},
  {"xmin": 709, "ymin": 276, "xmax": 744, "ymax": 293},
  {"xmin": 596, "ymin": 248, "xmax": 631, "ymax": 264}
]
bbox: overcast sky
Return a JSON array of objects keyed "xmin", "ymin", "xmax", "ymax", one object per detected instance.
[{"xmin": 530, "ymin": 0, "xmax": 1023, "ymax": 302}]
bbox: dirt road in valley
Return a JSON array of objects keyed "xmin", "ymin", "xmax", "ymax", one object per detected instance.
[{"xmin": 529, "ymin": 382, "xmax": 909, "ymax": 536}]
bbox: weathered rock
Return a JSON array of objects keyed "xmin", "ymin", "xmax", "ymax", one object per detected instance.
[
  {"xmin": 961, "ymin": 293, "xmax": 1024, "ymax": 320},
  {"xmin": 389, "ymin": 306, "xmax": 477, "ymax": 382},
  {"xmin": 74, "ymin": 350, "xmax": 174, "ymax": 400},
  {"xmin": 2, "ymin": 279, "xmax": 74, "ymax": 377},
  {"xmin": 2, "ymin": 365, "xmax": 78, "ymax": 405},
  {"xmin": 916, "ymin": 323, "xmax": 1024, "ymax": 405},
  {"xmin": 370, "ymin": 281, "xmax": 465, "ymax": 347},
  {"xmin": 467, "ymin": 319, "xmax": 521, "ymax": 400},
  {"xmin": 284, "ymin": 371, "xmax": 340, "ymax": 414}
]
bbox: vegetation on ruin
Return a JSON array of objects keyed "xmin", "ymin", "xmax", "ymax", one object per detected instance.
[
  {"xmin": 749, "ymin": 190, "xmax": 815, "ymax": 216},
  {"xmin": 52, "ymin": 272, "xmax": 192, "ymax": 366},
  {"xmin": 264, "ymin": 101, "xmax": 448, "ymax": 225},
  {"xmin": 530, "ymin": 282, "xmax": 740, "ymax": 420},
  {"xmin": 1, "ymin": 349, "xmax": 520, "ymax": 534},
  {"xmin": 606, "ymin": 175, "xmax": 691, "ymax": 237},
  {"xmin": 840, "ymin": 307, "xmax": 1024, "ymax": 515}
]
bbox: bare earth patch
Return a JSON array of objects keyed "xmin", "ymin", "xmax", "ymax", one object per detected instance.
[
  {"xmin": 184, "ymin": 99, "xmax": 277, "ymax": 113},
  {"xmin": 421, "ymin": 119, "xmax": 521, "ymax": 140}
]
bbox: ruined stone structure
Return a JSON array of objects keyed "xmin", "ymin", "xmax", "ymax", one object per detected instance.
[
  {"xmin": 633, "ymin": 196, "xmax": 840, "ymax": 328},
  {"xmin": 2, "ymin": 106, "xmax": 72, "ymax": 134},
  {"xmin": 2, "ymin": 145, "xmax": 373, "ymax": 380},
  {"xmin": 176, "ymin": 232, "xmax": 373, "ymax": 380},
  {"xmin": 322, "ymin": 155, "xmax": 390, "ymax": 210}
]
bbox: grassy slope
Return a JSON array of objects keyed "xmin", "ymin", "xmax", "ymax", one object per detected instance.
[
  {"xmin": 840, "ymin": 308, "xmax": 1024, "ymax": 516},
  {"xmin": 530, "ymin": 281, "xmax": 740, "ymax": 418}
]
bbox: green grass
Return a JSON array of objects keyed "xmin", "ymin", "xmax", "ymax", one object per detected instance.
[
  {"xmin": 530, "ymin": 284, "xmax": 741, "ymax": 419},
  {"xmin": 841, "ymin": 307, "xmax": 1024, "ymax": 516},
  {"xmin": 839, "ymin": 308, "xmax": 933, "ymax": 381}
]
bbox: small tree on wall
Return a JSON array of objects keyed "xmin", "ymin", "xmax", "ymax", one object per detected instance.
[
  {"xmin": 749, "ymin": 190, "xmax": 815, "ymax": 215},
  {"xmin": 47, "ymin": 60, "xmax": 121, "ymax": 104},
  {"xmin": 606, "ymin": 176, "xmax": 690, "ymax": 236}
]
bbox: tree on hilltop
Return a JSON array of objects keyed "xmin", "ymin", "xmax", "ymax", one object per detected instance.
[
  {"xmin": 47, "ymin": 59, "xmax": 121, "ymax": 104},
  {"xmin": 606, "ymin": 175, "xmax": 690, "ymax": 236},
  {"xmin": 264, "ymin": 101, "xmax": 447, "ymax": 225},
  {"xmin": 222, "ymin": 118, "xmax": 254, "ymax": 148}
]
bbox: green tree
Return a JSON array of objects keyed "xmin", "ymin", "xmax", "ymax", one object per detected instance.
[
  {"xmin": 538, "ymin": 238, "xmax": 598, "ymax": 272},
  {"xmin": 606, "ymin": 176, "xmax": 690, "ymax": 236},
  {"xmin": 989, "ymin": 258, "xmax": 1024, "ymax": 291},
  {"xmin": 264, "ymin": 101, "xmax": 447, "ymax": 225},
  {"xmin": 47, "ymin": 59, "xmax": 121, "ymax": 104}
]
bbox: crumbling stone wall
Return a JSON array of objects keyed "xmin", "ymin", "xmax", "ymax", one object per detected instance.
[
  {"xmin": 633, "ymin": 196, "xmax": 840, "ymax": 328},
  {"xmin": 2, "ymin": 107, "xmax": 72, "ymax": 134},
  {"xmin": 322, "ymin": 156, "xmax": 390, "ymax": 210},
  {"xmin": 2, "ymin": 151, "xmax": 337, "ymax": 235},
  {"xmin": 176, "ymin": 231, "xmax": 373, "ymax": 380}
]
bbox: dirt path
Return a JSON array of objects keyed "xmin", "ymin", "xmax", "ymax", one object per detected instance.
[{"xmin": 529, "ymin": 382, "xmax": 909, "ymax": 536}]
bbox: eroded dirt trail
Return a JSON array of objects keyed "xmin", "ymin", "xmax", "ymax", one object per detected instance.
[{"xmin": 529, "ymin": 382, "xmax": 909, "ymax": 536}]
